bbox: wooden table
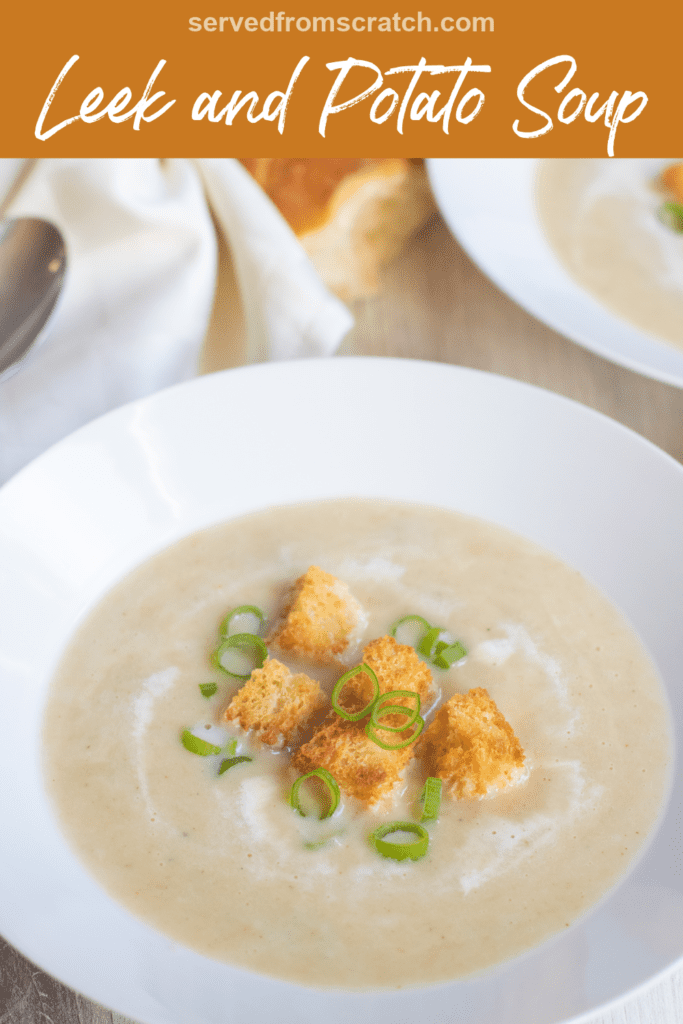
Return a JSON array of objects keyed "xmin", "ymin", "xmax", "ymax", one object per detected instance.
[{"xmin": 2, "ymin": 207, "xmax": 682, "ymax": 1024}]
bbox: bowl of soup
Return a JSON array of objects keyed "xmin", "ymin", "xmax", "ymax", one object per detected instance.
[
  {"xmin": 427, "ymin": 158, "xmax": 683, "ymax": 388},
  {"xmin": 1, "ymin": 357, "xmax": 682, "ymax": 1024}
]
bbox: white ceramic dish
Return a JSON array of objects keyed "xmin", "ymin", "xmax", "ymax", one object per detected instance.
[
  {"xmin": 426, "ymin": 158, "xmax": 683, "ymax": 388},
  {"xmin": 1, "ymin": 357, "xmax": 683, "ymax": 1024}
]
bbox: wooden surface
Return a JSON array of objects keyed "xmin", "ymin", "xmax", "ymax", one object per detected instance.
[{"xmin": 2, "ymin": 209, "xmax": 683, "ymax": 1024}]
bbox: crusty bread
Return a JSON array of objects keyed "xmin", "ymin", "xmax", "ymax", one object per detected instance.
[
  {"xmin": 223, "ymin": 657, "xmax": 323, "ymax": 748},
  {"xmin": 239, "ymin": 158, "xmax": 435, "ymax": 302},
  {"xmin": 239, "ymin": 158, "xmax": 388, "ymax": 236},
  {"xmin": 291, "ymin": 712, "xmax": 414, "ymax": 807},
  {"xmin": 297, "ymin": 160, "xmax": 435, "ymax": 302},
  {"xmin": 418, "ymin": 687, "xmax": 527, "ymax": 800},
  {"xmin": 659, "ymin": 162, "xmax": 683, "ymax": 203},
  {"xmin": 267, "ymin": 566, "xmax": 366, "ymax": 665}
]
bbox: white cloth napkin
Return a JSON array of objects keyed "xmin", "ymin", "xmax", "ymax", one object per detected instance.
[{"xmin": 0, "ymin": 158, "xmax": 354, "ymax": 484}]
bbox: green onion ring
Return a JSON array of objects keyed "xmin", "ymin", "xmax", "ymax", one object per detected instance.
[
  {"xmin": 432, "ymin": 640, "xmax": 467, "ymax": 669},
  {"xmin": 212, "ymin": 633, "xmax": 268, "ymax": 679},
  {"xmin": 365, "ymin": 715, "xmax": 424, "ymax": 750},
  {"xmin": 181, "ymin": 729, "xmax": 222, "ymax": 756},
  {"xmin": 290, "ymin": 768, "xmax": 341, "ymax": 819},
  {"xmin": 199, "ymin": 682, "xmax": 218, "ymax": 698},
  {"xmin": 390, "ymin": 616, "xmax": 467, "ymax": 670},
  {"xmin": 218, "ymin": 755, "xmax": 253, "ymax": 775},
  {"xmin": 370, "ymin": 705, "xmax": 417, "ymax": 732},
  {"xmin": 659, "ymin": 201, "xmax": 683, "ymax": 233},
  {"xmin": 331, "ymin": 664, "xmax": 380, "ymax": 721},
  {"xmin": 370, "ymin": 690, "xmax": 421, "ymax": 732},
  {"xmin": 416, "ymin": 625, "xmax": 445, "ymax": 658},
  {"xmin": 219, "ymin": 604, "xmax": 265, "ymax": 639},
  {"xmin": 419, "ymin": 777, "xmax": 443, "ymax": 821},
  {"xmin": 369, "ymin": 821, "xmax": 429, "ymax": 861},
  {"xmin": 304, "ymin": 838, "xmax": 331, "ymax": 851},
  {"xmin": 389, "ymin": 614, "xmax": 432, "ymax": 644}
]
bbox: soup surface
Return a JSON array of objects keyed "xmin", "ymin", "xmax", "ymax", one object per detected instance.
[
  {"xmin": 43, "ymin": 499, "xmax": 671, "ymax": 989},
  {"xmin": 537, "ymin": 158, "xmax": 683, "ymax": 350}
]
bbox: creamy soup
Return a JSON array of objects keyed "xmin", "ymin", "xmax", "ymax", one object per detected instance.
[
  {"xmin": 43, "ymin": 499, "xmax": 671, "ymax": 989},
  {"xmin": 537, "ymin": 159, "xmax": 683, "ymax": 350}
]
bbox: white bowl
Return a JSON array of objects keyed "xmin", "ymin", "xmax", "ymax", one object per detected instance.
[
  {"xmin": 1, "ymin": 358, "xmax": 683, "ymax": 1024},
  {"xmin": 426, "ymin": 158, "xmax": 683, "ymax": 388}
]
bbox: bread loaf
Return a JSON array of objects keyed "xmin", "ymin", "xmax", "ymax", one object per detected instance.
[{"xmin": 239, "ymin": 157, "xmax": 435, "ymax": 301}]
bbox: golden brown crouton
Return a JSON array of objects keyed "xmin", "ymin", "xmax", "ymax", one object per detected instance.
[
  {"xmin": 660, "ymin": 162, "xmax": 683, "ymax": 203},
  {"xmin": 223, "ymin": 657, "xmax": 323, "ymax": 748},
  {"xmin": 267, "ymin": 566, "xmax": 366, "ymax": 664},
  {"xmin": 291, "ymin": 636, "xmax": 433, "ymax": 806},
  {"xmin": 291, "ymin": 713, "xmax": 414, "ymax": 807},
  {"xmin": 362, "ymin": 634, "xmax": 434, "ymax": 706},
  {"xmin": 419, "ymin": 687, "xmax": 527, "ymax": 800}
]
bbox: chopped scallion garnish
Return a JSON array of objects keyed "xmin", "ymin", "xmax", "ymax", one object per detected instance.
[
  {"xmin": 199, "ymin": 682, "xmax": 218, "ymax": 698},
  {"xmin": 659, "ymin": 202, "xmax": 683, "ymax": 233},
  {"xmin": 419, "ymin": 777, "xmax": 442, "ymax": 822},
  {"xmin": 304, "ymin": 838, "xmax": 332, "ymax": 851},
  {"xmin": 212, "ymin": 632, "xmax": 268, "ymax": 679},
  {"xmin": 390, "ymin": 613, "xmax": 467, "ymax": 670},
  {"xmin": 290, "ymin": 767, "xmax": 341, "ymax": 819},
  {"xmin": 331, "ymin": 664, "xmax": 380, "ymax": 721},
  {"xmin": 365, "ymin": 715, "xmax": 424, "ymax": 750},
  {"xmin": 416, "ymin": 625, "xmax": 445, "ymax": 658},
  {"xmin": 219, "ymin": 605, "xmax": 265, "ymax": 639},
  {"xmin": 370, "ymin": 690, "xmax": 421, "ymax": 731},
  {"xmin": 432, "ymin": 640, "xmax": 467, "ymax": 668},
  {"xmin": 181, "ymin": 729, "xmax": 222, "ymax": 756},
  {"xmin": 218, "ymin": 755, "xmax": 253, "ymax": 774},
  {"xmin": 369, "ymin": 821, "xmax": 429, "ymax": 861},
  {"xmin": 389, "ymin": 614, "xmax": 431, "ymax": 647}
]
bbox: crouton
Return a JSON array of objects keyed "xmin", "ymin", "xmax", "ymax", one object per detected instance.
[
  {"xmin": 267, "ymin": 566, "xmax": 366, "ymax": 664},
  {"xmin": 223, "ymin": 657, "xmax": 323, "ymax": 748},
  {"xmin": 291, "ymin": 713, "xmax": 414, "ymax": 807},
  {"xmin": 291, "ymin": 636, "xmax": 434, "ymax": 806},
  {"xmin": 660, "ymin": 162, "xmax": 683, "ymax": 203},
  {"xmin": 362, "ymin": 634, "xmax": 434, "ymax": 705},
  {"xmin": 419, "ymin": 687, "xmax": 527, "ymax": 800}
]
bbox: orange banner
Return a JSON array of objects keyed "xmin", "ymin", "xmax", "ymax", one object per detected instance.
[{"xmin": 2, "ymin": 0, "xmax": 679, "ymax": 156}]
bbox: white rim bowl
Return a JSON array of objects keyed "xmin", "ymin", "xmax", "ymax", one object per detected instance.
[
  {"xmin": 427, "ymin": 158, "xmax": 683, "ymax": 388},
  {"xmin": 1, "ymin": 358, "xmax": 682, "ymax": 1024}
]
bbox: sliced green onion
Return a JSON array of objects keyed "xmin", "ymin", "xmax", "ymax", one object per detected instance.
[
  {"xmin": 303, "ymin": 830, "xmax": 344, "ymax": 850},
  {"xmin": 432, "ymin": 640, "xmax": 467, "ymax": 669},
  {"xmin": 659, "ymin": 201, "xmax": 683, "ymax": 233},
  {"xmin": 304, "ymin": 838, "xmax": 332, "ymax": 851},
  {"xmin": 199, "ymin": 682, "xmax": 218, "ymax": 699},
  {"xmin": 224, "ymin": 738, "xmax": 238, "ymax": 757},
  {"xmin": 391, "ymin": 615, "xmax": 467, "ymax": 671},
  {"xmin": 181, "ymin": 729, "xmax": 222, "ymax": 756},
  {"xmin": 212, "ymin": 633, "xmax": 268, "ymax": 679},
  {"xmin": 365, "ymin": 715, "xmax": 424, "ymax": 750},
  {"xmin": 370, "ymin": 705, "xmax": 416, "ymax": 731},
  {"xmin": 218, "ymin": 755, "xmax": 253, "ymax": 774},
  {"xmin": 416, "ymin": 625, "xmax": 444, "ymax": 658},
  {"xmin": 370, "ymin": 690, "xmax": 421, "ymax": 731},
  {"xmin": 219, "ymin": 605, "xmax": 265, "ymax": 639},
  {"xmin": 389, "ymin": 614, "xmax": 432, "ymax": 647},
  {"xmin": 331, "ymin": 664, "xmax": 380, "ymax": 721},
  {"xmin": 369, "ymin": 821, "xmax": 429, "ymax": 861},
  {"xmin": 419, "ymin": 777, "xmax": 442, "ymax": 822},
  {"xmin": 290, "ymin": 768, "xmax": 341, "ymax": 819}
]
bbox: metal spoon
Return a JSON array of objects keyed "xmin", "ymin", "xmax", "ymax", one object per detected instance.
[{"xmin": 0, "ymin": 218, "xmax": 67, "ymax": 383}]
